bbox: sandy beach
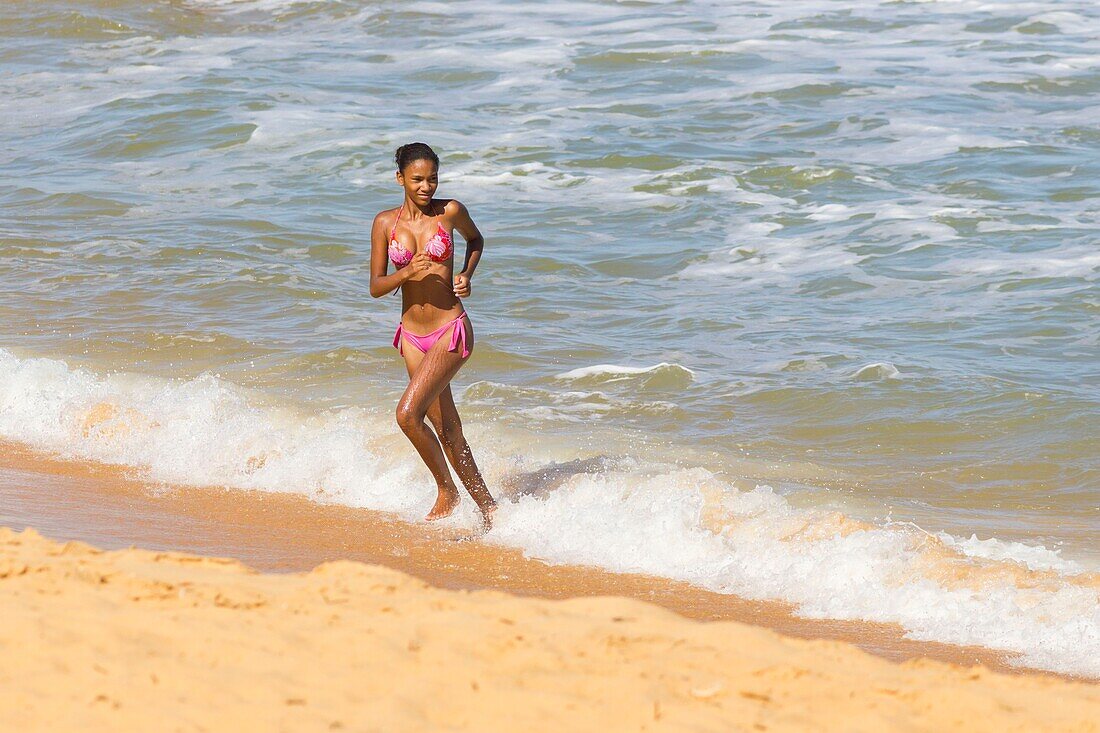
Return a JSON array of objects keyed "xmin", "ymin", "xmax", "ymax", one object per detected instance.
[
  {"xmin": 2, "ymin": 522, "xmax": 1097, "ymax": 733},
  {"xmin": 3, "ymin": 1, "xmax": 1099, "ymax": 728}
]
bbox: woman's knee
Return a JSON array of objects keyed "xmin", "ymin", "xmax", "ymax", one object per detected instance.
[{"xmin": 395, "ymin": 400, "xmax": 424, "ymax": 434}]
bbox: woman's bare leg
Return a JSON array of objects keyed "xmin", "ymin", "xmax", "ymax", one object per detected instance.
[
  {"xmin": 425, "ymin": 386, "xmax": 496, "ymax": 525},
  {"xmin": 397, "ymin": 334, "xmax": 473, "ymax": 522}
]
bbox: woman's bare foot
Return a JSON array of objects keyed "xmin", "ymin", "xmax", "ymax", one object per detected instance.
[
  {"xmin": 475, "ymin": 497, "xmax": 497, "ymax": 531},
  {"xmin": 425, "ymin": 488, "xmax": 461, "ymax": 521}
]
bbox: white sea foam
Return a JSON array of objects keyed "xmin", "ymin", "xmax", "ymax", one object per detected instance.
[
  {"xmin": 498, "ymin": 478, "xmax": 1100, "ymax": 677},
  {"xmin": 554, "ymin": 362, "xmax": 695, "ymax": 384},
  {"xmin": 843, "ymin": 119, "xmax": 1028, "ymax": 165},
  {"xmin": 676, "ymin": 232, "xmax": 862, "ymax": 285},
  {"xmin": 937, "ymin": 533, "xmax": 1084, "ymax": 574},
  {"xmin": 945, "ymin": 248, "xmax": 1100, "ymax": 280},
  {"xmin": 463, "ymin": 381, "xmax": 682, "ymax": 424},
  {"xmin": 183, "ymin": 0, "xmax": 325, "ymax": 12},
  {"xmin": 852, "ymin": 362, "xmax": 902, "ymax": 381},
  {"xmin": 0, "ymin": 348, "xmax": 1097, "ymax": 677}
]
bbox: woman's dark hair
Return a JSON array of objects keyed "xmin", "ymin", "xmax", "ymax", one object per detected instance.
[{"xmin": 394, "ymin": 142, "xmax": 439, "ymax": 172}]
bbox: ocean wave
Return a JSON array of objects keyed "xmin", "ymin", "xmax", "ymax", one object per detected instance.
[
  {"xmin": 851, "ymin": 362, "xmax": 902, "ymax": 381},
  {"xmin": 553, "ymin": 362, "xmax": 695, "ymax": 390},
  {"xmin": 493, "ymin": 472, "xmax": 1100, "ymax": 679},
  {"xmin": 0, "ymin": 347, "xmax": 1097, "ymax": 678},
  {"xmin": 463, "ymin": 380, "xmax": 683, "ymax": 423}
]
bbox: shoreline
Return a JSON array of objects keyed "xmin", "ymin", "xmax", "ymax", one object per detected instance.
[
  {"xmin": 0, "ymin": 440, "xmax": 1091, "ymax": 683},
  {"xmin": 3, "ymin": 526, "xmax": 1099, "ymax": 731}
]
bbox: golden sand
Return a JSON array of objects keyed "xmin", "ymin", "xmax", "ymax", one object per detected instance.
[{"xmin": 1, "ymin": 525, "xmax": 1097, "ymax": 732}]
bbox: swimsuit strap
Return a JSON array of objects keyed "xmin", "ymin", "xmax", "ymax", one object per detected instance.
[
  {"xmin": 390, "ymin": 204, "xmax": 404, "ymax": 240},
  {"xmin": 392, "ymin": 322, "xmax": 404, "ymax": 355},
  {"xmin": 449, "ymin": 313, "xmax": 470, "ymax": 358}
]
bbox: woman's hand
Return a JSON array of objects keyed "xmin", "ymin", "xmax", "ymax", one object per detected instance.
[
  {"xmin": 453, "ymin": 272, "xmax": 471, "ymax": 298},
  {"xmin": 411, "ymin": 251, "xmax": 432, "ymax": 273}
]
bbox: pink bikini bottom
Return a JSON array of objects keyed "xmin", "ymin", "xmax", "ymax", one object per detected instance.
[{"xmin": 393, "ymin": 313, "xmax": 471, "ymax": 358}]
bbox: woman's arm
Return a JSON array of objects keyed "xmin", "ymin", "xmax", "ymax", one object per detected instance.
[
  {"xmin": 450, "ymin": 200, "xmax": 483, "ymax": 298},
  {"xmin": 369, "ymin": 210, "xmax": 421, "ymax": 298}
]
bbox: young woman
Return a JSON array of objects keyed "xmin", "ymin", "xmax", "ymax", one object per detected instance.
[{"xmin": 369, "ymin": 142, "xmax": 496, "ymax": 528}]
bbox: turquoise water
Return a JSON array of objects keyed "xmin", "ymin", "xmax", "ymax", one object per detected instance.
[{"xmin": 0, "ymin": 0, "xmax": 1097, "ymax": 675}]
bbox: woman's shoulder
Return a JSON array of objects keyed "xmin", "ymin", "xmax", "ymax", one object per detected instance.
[
  {"xmin": 372, "ymin": 206, "xmax": 401, "ymax": 228},
  {"xmin": 438, "ymin": 199, "xmax": 469, "ymax": 216}
]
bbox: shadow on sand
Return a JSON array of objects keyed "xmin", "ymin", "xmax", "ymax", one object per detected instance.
[{"xmin": 498, "ymin": 456, "xmax": 615, "ymax": 501}]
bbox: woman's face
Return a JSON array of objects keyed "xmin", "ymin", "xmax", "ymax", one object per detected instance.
[{"xmin": 397, "ymin": 159, "xmax": 439, "ymax": 205}]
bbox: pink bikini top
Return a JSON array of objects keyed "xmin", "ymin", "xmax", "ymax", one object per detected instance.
[{"xmin": 388, "ymin": 204, "xmax": 453, "ymax": 269}]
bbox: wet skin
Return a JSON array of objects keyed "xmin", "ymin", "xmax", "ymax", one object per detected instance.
[{"xmin": 369, "ymin": 158, "xmax": 496, "ymax": 528}]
